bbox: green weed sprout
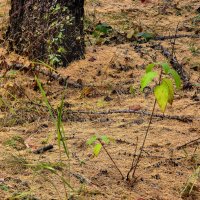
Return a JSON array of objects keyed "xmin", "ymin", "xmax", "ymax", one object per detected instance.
[
  {"xmin": 130, "ymin": 62, "xmax": 182, "ymax": 180},
  {"xmin": 87, "ymin": 135, "xmax": 110, "ymax": 157},
  {"xmin": 87, "ymin": 134, "xmax": 124, "ymax": 179}
]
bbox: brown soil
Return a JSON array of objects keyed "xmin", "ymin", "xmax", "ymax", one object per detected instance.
[{"xmin": 0, "ymin": 0, "xmax": 200, "ymax": 199}]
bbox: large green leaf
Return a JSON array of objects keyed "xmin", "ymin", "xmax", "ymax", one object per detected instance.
[
  {"xmin": 93, "ymin": 143, "xmax": 102, "ymax": 156},
  {"xmin": 146, "ymin": 63, "xmax": 156, "ymax": 73},
  {"xmin": 162, "ymin": 78, "xmax": 174, "ymax": 105},
  {"xmin": 161, "ymin": 63, "xmax": 171, "ymax": 74},
  {"xmin": 169, "ymin": 69, "xmax": 181, "ymax": 89},
  {"xmin": 154, "ymin": 81, "xmax": 169, "ymax": 112},
  {"xmin": 141, "ymin": 71, "xmax": 158, "ymax": 91}
]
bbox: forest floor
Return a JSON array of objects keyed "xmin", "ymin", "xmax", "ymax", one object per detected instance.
[{"xmin": 0, "ymin": 0, "xmax": 200, "ymax": 199}]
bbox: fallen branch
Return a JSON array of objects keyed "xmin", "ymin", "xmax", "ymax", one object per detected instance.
[
  {"xmin": 176, "ymin": 138, "xmax": 200, "ymax": 150},
  {"xmin": 124, "ymin": 31, "xmax": 199, "ymax": 43},
  {"xmin": 65, "ymin": 109, "xmax": 193, "ymax": 122},
  {"xmin": 149, "ymin": 43, "xmax": 193, "ymax": 89},
  {"xmin": 153, "ymin": 34, "xmax": 200, "ymax": 41},
  {"xmin": 113, "ymin": 28, "xmax": 200, "ymax": 44}
]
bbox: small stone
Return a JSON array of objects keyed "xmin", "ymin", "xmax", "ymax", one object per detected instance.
[
  {"xmin": 88, "ymin": 56, "xmax": 96, "ymax": 62},
  {"xmin": 104, "ymin": 96, "xmax": 113, "ymax": 102},
  {"xmin": 0, "ymin": 178, "xmax": 5, "ymax": 183}
]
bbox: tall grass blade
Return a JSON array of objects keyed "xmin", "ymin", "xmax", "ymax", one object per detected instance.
[{"xmin": 35, "ymin": 76, "xmax": 55, "ymax": 120}]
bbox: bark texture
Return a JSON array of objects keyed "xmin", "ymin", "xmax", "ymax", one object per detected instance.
[{"xmin": 7, "ymin": 0, "xmax": 85, "ymax": 67}]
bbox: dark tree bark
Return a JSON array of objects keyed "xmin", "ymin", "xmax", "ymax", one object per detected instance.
[{"xmin": 6, "ymin": 0, "xmax": 85, "ymax": 67}]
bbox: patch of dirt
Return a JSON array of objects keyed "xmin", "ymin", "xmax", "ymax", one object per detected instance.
[{"xmin": 0, "ymin": 0, "xmax": 200, "ymax": 199}]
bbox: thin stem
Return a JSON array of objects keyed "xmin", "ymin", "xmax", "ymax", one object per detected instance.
[
  {"xmin": 131, "ymin": 68, "xmax": 163, "ymax": 179},
  {"xmin": 131, "ymin": 99, "xmax": 157, "ymax": 178},
  {"xmin": 126, "ymin": 137, "xmax": 138, "ymax": 180},
  {"xmin": 98, "ymin": 139, "xmax": 124, "ymax": 179},
  {"xmin": 171, "ymin": 22, "xmax": 180, "ymax": 58}
]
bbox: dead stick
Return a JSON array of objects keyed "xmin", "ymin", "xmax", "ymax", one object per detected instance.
[
  {"xmin": 176, "ymin": 138, "xmax": 200, "ymax": 150},
  {"xmin": 66, "ymin": 109, "xmax": 193, "ymax": 122},
  {"xmin": 126, "ymin": 137, "xmax": 138, "ymax": 180},
  {"xmin": 149, "ymin": 43, "xmax": 192, "ymax": 89},
  {"xmin": 153, "ymin": 34, "xmax": 200, "ymax": 41},
  {"xmin": 33, "ymin": 144, "xmax": 53, "ymax": 154},
  {"xmin": 117, "ymin": 29, "xmax": 200, "ymax": 43},
  {"xmin": 133, "ymin": 34, "xmax": 200, "ymax": 44}
]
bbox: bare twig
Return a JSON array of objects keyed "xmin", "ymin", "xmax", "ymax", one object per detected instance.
[
  {"xmin": 98, "ymin": 139, "xmax": 124, "ymax": 179},
  {"xmin": 176, "ymin": 138, "xmax": 200, "ymax": 150},
  {"xmin": 126, "ymin": 137, "xmax": 138, "ymax": 180},
  {"xmin": 171, "ymin": 22, "xmax": 180, "ymax": 58},
  {"xmin": 153, "ymin": 34, "xmax": 200, "ymax": 41},
  {"xmin": 150, "ymin": 43, "xmax": 192, "ymax": 89},
  {"xmin": 145, "ymin": 157, "xmax": 184, "ymax": 169},
  {"xmin": 116, "ymin": 29, "xmax": 200, "ymax": 44}
]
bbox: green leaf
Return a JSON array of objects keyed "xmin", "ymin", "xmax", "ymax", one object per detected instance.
[
  {"xmin": 87, "ymin": 135, "xmax": 97, "ymax": 145},
  {"xmin": 35, "ymin": 76, "xmax": 54, "ymax": 120},
  {"xmin": 161, "ymin": 63, "xmax": 171, "ymax": 74},
  {"xmin": 162, "ymin": 78, "xmax": 174, "ymax": 105},
  {"xmin": 169, "ymin": 69, "xmax": 181, "ymax": 89},
  {"xmin": 95, "ymin": 23, "xmax": 112, "ymax": 34},
  {"xmin": 101, "ymin": 135, "xmax": 110, "ymax": 144},
  {"xmin": 141, "ymin": 71, "xmax": 158, "ymax": 91},
  {"xmin": 137, "ymin": 32, "xmax": 154, "ymax": 40},
  {"xmin": 146, "ymin": 63, "xmax": 156, "ymax": 73},
  {"xmin": 154, "ymin": 81, "xmax": 169, "ymax": 112},
  {"xmin": 93, "ymin": 143, "xmax": 102, "ymax": 156},
  {"xmin": 7, "ymin": 70, "xmax": 17, "ymax": 76},
  {"xmin": 0, "ymin": 184, "xmax": 9, "ymax": 191},
  {"xmin": 57, "ymin": 96, "xmax": 69, "ymax": 158},
  {"xmin": 43, "ymin": 165, "xmax": 56, "ymax": 172},
  {"xmin": 58, "ymin": 47, "xmax": 66, "ymax": 54}
]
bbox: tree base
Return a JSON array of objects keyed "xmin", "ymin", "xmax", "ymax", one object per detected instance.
[{"xmin": 6, "ymin": 0, "xmax": 85, "ymax": 67}]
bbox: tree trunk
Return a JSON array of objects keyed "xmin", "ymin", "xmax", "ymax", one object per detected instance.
[{"xmin": 6, "ymin": 0, "xmax": 85, "ymax": 67}]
